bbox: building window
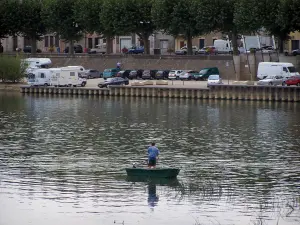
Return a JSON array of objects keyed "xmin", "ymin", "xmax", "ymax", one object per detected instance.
[
  {"xmin": 50, "ymin": 36, "xmax": 54, "ymax": 47},
  {"xmin": 55, "ymin": 34, "xmax": 59, "ymax": 47},
  {"xmin": 88, "ymin": 38, "xmax": 93, "ymax": 48},
  {"xmin": 44, "ymin": 36, "xmax": 49, "ymax": 47},
  {"xmin": 103, "ymin": 38, "xmax": 106, "ymax": 44},
  {"xmin": 199, "ymin": 39, "xmax": 205, "ymax": 49},
  {"xmin": 291, "ymin": 40, "xmax": 299, "ymax": 50}
]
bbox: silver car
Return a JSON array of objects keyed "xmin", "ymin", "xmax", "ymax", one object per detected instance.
[
  {"xmin": 168, "ymin": 70, "xmax": 183, "ymax": 80},
  {"xmin": 257, "ymin": 75, "xmax": 286, "ymax": 86}
]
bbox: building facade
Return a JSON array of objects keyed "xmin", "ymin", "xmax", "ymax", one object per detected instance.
[{"xmin": 1, "ymin": 32, "xmax": 175, "ymax": 54}]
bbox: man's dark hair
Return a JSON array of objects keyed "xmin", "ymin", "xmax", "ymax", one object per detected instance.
[{"xmin": 151, "ymin": 142, "xmax": 155, "ymax": 146}]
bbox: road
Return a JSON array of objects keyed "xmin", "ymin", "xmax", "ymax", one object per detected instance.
[{"xmin": 84, "ymin": 78, "xmax": 238, "ymax": 89}]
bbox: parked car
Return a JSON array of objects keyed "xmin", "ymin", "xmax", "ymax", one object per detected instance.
[
  {"xmin": 127, "ymin": 46, "xmax": 144, "ymax": 54},
  {"xmin": 128, "ymin": 69, "xmax": 144, "ymax": 79},
  {"xmin": 98, "ymin": 77, "xmax": 129, "ymax": 88},
  {"xmin": 103, "ymin": 68, "xmax": 120, "ymax": 79},
  {"xmin": 84, "ymin": 69, "xmax": 101, "ymax": 79},
  {"xmin": 292, "ymin": 49, "xmax": 300, "ymax": 56},
  {"xmin": 175, "ymin": 46, "xmax": 198, "ymax": 55},
  {"xmin": 194, "ymin": 67, "xmax": 220, "ymax": 80},
  {"xmin": 260, "ymin": 46, "xmax": 276, "ymax": 53},
  {"xmin": 142, "ymin": 70, "xmax": 157, "ymax": 79},
  {"xmin": 179, "ymin": 70, "xmax": 199, "ymax": 80},
  {"xmin": 88, "ymin": 44, "xmax": 106, "ymax": 54},
  {"xmin": 197, "ymin": 46, "xmax": 218, "ymax": 55},
  {"xmin": 168, "ymin": 70, "xmax": 183, "ymax": 80},
  {"xmin": 155, "ymin": 70, "xmax": 170, "ymax": 79},
  {"xmin": 116, "ymin": 70, "xmax": 131, "ymax": 79},
  {"xmin": 23, "ymin": 46, "xmax": 42, "ymax": 53},
  {"xmin": 207, "ymin": 75, "xmax": 223, "ymax": 87},
  {"xmin": 285, "ymin": 75, "xmax": 300, "ymax": 86},
  {"xmin": 257, "ymin": 75, "xmax": 286, "ymax": 86},
  {"xmin": 64, "ymin": 44, "xmax": 83, "ymax": 53}
]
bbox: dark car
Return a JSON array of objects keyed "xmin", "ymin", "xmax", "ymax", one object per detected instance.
[
  {"xmin": 155, "ymin": 70, "xmax": 170, "ymax": 79},
  {"xmin": 23, "ymin": 46, "xmax": 42, "ymax": 53},
  {"xmin": 84, "ymin": 69, "xmax": 101, "ymax": 79},
  {"xmin": 129, "ymin": 69, "xmax": 144, "ymax": 79},
  {"xmin": 285, "ymin": 75, "xmax": 300, "ymax": 86},
  {"xmin": 127, "ymin": 46, "xmax": 144, "ymax": 54},
  {"xmin": 98, "ymin": 77, "xmax": 129, "ymax": 88},
  {"xmin": 64, "ymin": 44, "xmax": 83, "ymax": 53},
  {"xmin": 116, "ymin": 70, "xmax": 131, "ymax": 79},
  {"xmin": 142, "ymin": 70, "xmax": 157, "ymax": 80},
  {"xmin": 292, "ymin": 49, "xmax": 300, "ymax": 56}
]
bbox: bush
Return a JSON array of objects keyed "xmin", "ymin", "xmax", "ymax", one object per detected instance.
[
  {"xmin": 0, "ymin": 55, "xmax": 26, "ymax": 82},
  {"xmin": 167, "ymin": 48, "xmax": 174, "ymax": 55}
]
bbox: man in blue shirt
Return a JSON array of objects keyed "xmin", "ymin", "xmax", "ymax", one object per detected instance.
[{"xmin": 147, "ymin": 143, "xmax": 160, "ymax": 168}]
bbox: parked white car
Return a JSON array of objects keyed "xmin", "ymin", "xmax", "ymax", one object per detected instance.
[
  {"xmin": 207, "ymin": 75, "xmax": 223, "ymax": 87},
  {"xmin": 257, "ymin": 75, "xmax": 286, "ymax": 86},
  {"xmin": 175, "ymin": 46, "xmax": 198, "ymax": 55},
  {"xmin": 168, "ymin": 70, "xmax": 183, "ymax": 80}
]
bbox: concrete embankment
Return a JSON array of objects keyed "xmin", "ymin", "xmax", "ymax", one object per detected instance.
[{"xmin": 20, "ymin": 85, "xmax": 300, "ymax": 102}]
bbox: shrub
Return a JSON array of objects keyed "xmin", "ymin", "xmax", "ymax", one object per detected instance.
[
  {"xmin": 167, "ymin": 48, "xmax": 174, "ymax": 55},
  {"xmin": 48, "ymin": 46, "xmax": 55, "ymax": 53},
  {"xmin": 0, "ymin": 55, "xmax": 26, "ymax": 82}
]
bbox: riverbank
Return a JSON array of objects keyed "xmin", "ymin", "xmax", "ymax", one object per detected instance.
[
  {"xmin": 0, "ymin": 82, "xmax": 25, "ymax": 91},
  {"xmin": 20, "ymin": 84, "xmax": 300, "ymax": 102}
]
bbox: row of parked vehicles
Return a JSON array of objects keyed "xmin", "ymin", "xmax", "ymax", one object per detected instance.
[
  {"xmin": 101, "ymin": 67, "xmax": 220, "ymax": 81},
  {"xmin": 256, "ymin": 62, "xmax": 300, "ymax": 86}
]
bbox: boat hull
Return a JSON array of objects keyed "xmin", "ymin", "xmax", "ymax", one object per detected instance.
[{"xmin": 125, "ymin": 168, "xmax": 180, "ymax": 178}]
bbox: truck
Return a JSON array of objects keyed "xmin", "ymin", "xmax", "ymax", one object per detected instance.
[{"xmin": 257, "ymin": 62, "xmax": 299, "ymax": 80}]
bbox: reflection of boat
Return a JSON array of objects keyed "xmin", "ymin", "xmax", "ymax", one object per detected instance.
[
  {"xmin": 125, "ymin": 168, "xmax": 180, "ymax": 178},
  {"xmin": 126, "ymin": 176, "xmax": 180, "ymax": 186}
]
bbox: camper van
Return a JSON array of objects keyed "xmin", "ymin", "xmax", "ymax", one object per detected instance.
[
  {"xmin": 22, "ymin": 58, "xmax": 52, "ymax": 75},
  {"xmin": 27, "ymin": 69, "xmax": 52, "ymax": 86},
  {"xmin": 257, "ymin": 62, "xmax": 299, "ymax": 80},
  {"xmin": 50, "ymin": 67, "xmax": 87, "ymax": 87}
]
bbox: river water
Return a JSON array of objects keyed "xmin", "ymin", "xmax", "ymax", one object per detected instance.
[{"xmin": 0, "ymin": 92, "xmax": 299, "ymax": 225}]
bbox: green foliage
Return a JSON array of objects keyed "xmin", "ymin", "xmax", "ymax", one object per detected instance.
[
  {"xmin": 0, "ymin": 0, "xmax": 19, "ymax": 39},
  {"xmin": 74, "ymin": 0, "xmax": 104, "ymax": 34},
  {"xmin": 43, "ymin": 0, "xmax": 84, "ymax": 42},
  {"xmin": 101, "ymin": 0, "xmax": 156, "ymax": 54},
  {"xmin": 0, "ymin": 55, "xmax": 25, "ymax": 82},
  {"xmin": 152, "ymin": 0, "xmax": 215, "ymax": 55}
]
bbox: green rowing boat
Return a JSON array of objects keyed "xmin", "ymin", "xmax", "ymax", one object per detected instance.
[{"xmin": 125, "ymin": 168, "xmax": 180, "ymax": 178}]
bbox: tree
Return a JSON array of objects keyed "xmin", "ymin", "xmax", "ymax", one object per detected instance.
[
  {"xmin": 75, "ymin": 0, "xmax": 115, "ymax": 54},
  {"xmin": 100, "ymin": 0, "xmax": 156, "ymax": 54},
  {"xmin": 234, "ymin": 0, "xmax": 295, "ymax": 53},
  {"xmin": 16, "ymin": 0, "xmax": 47, "ymax": 54},
  {"xmin": 152, "ymin": 0, "xmax": 207, "ymax": 55},
  {"xmin": 43, "ymin": 0, "xmax": 84, "ymax": 55},
  {"xmin": 0, "ymin": 0, "xmax": 20, "ymax": 51}
]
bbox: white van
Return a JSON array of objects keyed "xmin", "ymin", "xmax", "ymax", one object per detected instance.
[
  {"xmin": 213, "ymin": 39, "xmax": 245, "ymax": 54},
  {"xmin": 50, "ymin": 67, "xmax": 87, "ymax": 87},
  {"xmin": 22, "ymin": 58, "xmax": 52, "ymax": 75},
  {"xmin": 257, "ymin": 62, "xmax": 299, "ymax": 80},
  {"xmin": 27, "ymin": 69, "xmax": 52, "ymax": 86}
]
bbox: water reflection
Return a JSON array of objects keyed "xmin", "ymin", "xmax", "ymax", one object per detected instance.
[{"xmin": 0, "ymin": 93, "xmax": 300, "ymax": 225}]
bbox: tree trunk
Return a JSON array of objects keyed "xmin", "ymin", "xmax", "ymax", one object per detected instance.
[
  {"xmin": 69, "ymin": 40, "xmax": 74, "ymax": 56},
  {"xmin": 106, "ymin": 37, "xmax": 113, "ymax": 54},
  {"xmin": 231, "ymin": 31, "xmax": 239, "ymax": 56},
  {"xmin": 142, "ymin": 34, "xmax": 150, "ymax": 54},
  {"xmin": 186, "ymin": 35, "xmax": 193, "ymax": 55},
  {"xmin": 31, "ymin": 36, "xmax": 37, "ymax": 56}
]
